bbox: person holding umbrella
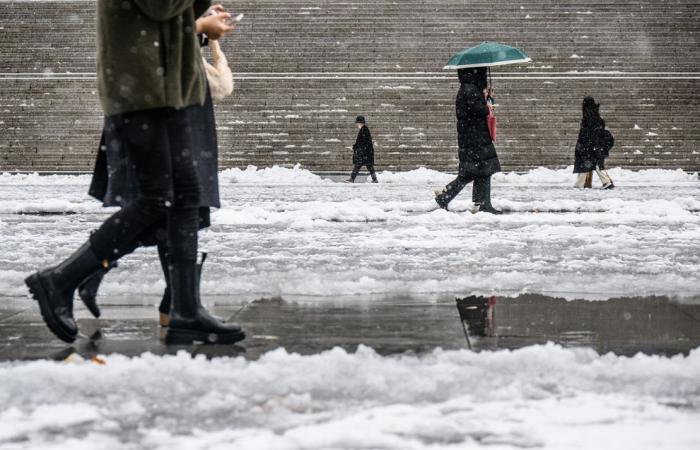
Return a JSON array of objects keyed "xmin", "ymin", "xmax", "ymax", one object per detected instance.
[
  {"xmin": 434, "ymin": 67, "xmax": 501, "ymax": 213},
  {"xmin": 435, "ymin": 42, "xmax": 531, "ymax": 214}
]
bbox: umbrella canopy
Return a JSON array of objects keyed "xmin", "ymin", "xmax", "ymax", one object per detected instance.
[{"xmin": 444, "ymin": 42, "xmax": 531, "ymax": 70}]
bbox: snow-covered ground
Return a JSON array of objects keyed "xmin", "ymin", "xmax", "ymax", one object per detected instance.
[
  {"xmin": 0, "ymin": 344, "xmax": 698, "ymax": 449},
  {"xmin": 0, "ymin": 166, "xmax": 698, "ymax": 303},
  {"xmin": 1, "ymin": 166, "xmax": 700, "ymax": 449}
]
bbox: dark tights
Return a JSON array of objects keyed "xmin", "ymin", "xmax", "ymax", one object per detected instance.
[
  {"xmin": 350, "ymin": 164, "xmax": 378, "ymax": 182},
  {"xmin": 89, "ymin": 108, "xmax": 200, "ymax": 269},
  {"xmin": 439, "ymin": 174, "xmax": 492, "ymax": 208}
]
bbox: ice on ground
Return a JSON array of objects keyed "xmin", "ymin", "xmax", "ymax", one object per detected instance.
[
  {"xmin": 0, "ymin": 166, "xmax": 699, "ymax": 302},
  {"xmin": 0, "ymin": 344, "xmax": 698, "ymax": 449}
]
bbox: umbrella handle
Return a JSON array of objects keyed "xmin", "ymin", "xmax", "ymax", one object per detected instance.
[{"xmin": 487, "ymin": 67, "xmax": 495, "ymax": 104}]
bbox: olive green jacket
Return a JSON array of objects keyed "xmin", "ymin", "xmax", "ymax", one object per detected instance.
[{"xmin": 96, "ymin": 0, "xmax": 211, "ymax": 116}]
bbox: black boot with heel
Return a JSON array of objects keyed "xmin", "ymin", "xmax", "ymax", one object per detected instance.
[
  {"xmin": 77, "ymin": 261, "xmax": 117, "ymax": 318},
  {"xmin": 25, "ymin": 242, "xmax": 105, "ymax": 342},
  {"xmin": 164, "ymin": 208, "xmax": 244, "ymax": 345},
  {"xmin": 164, "ymin": 253, "xmax": 245, "ymax": 345},
  {"xmin": 473, "ymin": 177, "xmax": 503, "ymax": 215}
]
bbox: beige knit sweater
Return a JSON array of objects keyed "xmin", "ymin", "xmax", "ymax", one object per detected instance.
[{"xmin": 203, "ymin": 40, "xmax": 234, "ymax": 100}]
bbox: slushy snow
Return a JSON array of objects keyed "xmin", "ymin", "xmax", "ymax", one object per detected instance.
[
  {"xmin": 1, "ymin": 166, "xmax": 699, "ymax": 449},
  {"xmin": 0, "ymin": 344, "xmax": 699, "ymax": 449},
  {"xmin": 0, "ymin": 166, "xmax": 698, "ymax": 303}
]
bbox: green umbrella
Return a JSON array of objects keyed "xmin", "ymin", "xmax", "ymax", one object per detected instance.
[{"xmin": 443, "ymin": 42, "xmax": 531, "ymax": 70}]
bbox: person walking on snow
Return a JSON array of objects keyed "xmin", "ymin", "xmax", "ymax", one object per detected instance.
[
  {"xmin": 435, "ymin": 67, "xmax": 502, "ymax": 214},
  {"xmin": 80, "ymin": 7, "xmax": 236, "ymax": 328},
  {"xmin": 573, "ymin": 96, "xmax": 615, "ymax": 189},
  {"xmin": 24, "ymin": 0, "xmax": 244, "ymax": 345},
  {"xmin": 346, "ymin": 116, "xmax": 378, "ymax": 183}
]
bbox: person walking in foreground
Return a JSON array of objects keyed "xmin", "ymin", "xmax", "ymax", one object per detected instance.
[
  {"xmin": 574, "ymin": 96, "xmax": 615, "ymax": 189},
  {"xmin": 435, "ymin": 67, "xmax": 502, "ymax": 214},
  {"xmin": 25, "ymin": 0, "xmax": 243, "ymax": 345},
  {"xmin": 346, "ymin": 116, "xmax": 378, "ymax": 183},
  {"xmin": 81, "ymin": 8, "xmax": 236, "ymax": 328}
]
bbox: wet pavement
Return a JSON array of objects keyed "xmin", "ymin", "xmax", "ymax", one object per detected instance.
[{"xmin": 1, "ymin": 294, "xmax": 699, "ymax": 361}]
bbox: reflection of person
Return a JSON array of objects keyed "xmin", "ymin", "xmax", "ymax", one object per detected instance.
[
  {"xmin": 81, "ymin": 5, "xmax": 236, "ymax": 328},
  {"xmin": 346, "ymin": 116, "xmax": 378, "ymax": 183},
  {"xmin": 573, "ymin": 97, "xmax": 615, "ymax": 189},
  {"xmin": 25, "ymin": 0, "xmax": 243, "ymax": 345},
  {"xmin": 435, "ymin": 67, "xmax": 502, "ymax": 214}
]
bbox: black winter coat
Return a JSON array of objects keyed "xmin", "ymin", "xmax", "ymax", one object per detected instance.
[
  {"xmin": 573, "ymin": 117, "xmax": 606, "ymax": 173},
  {"xmin": 89, "ymin": 85, "xmax": 221, "ymax": 209},
  {"xmin": 455, "ymin": 69, "xmax": 501, "ymax": 178},
  {"xmin": 352, "ymin": 126, "xmax": 375, "ymax": 166}
]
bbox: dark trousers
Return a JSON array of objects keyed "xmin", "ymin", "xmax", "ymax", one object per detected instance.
[
  {"xmin": 350, "ymin": 164, "xmax": 377, "ymax": 182},
  {"xmin": 439, "ymin": 174, "xmax": 492, "ymax": 207},
  {"xmin": 89, "ymin": 108, "xmax": 201, "ymax": 267}
]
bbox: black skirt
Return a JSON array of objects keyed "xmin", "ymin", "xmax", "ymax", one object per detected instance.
[{"xmin": 89, "ymin": 85, "xmax": 220, "ymax": 211}]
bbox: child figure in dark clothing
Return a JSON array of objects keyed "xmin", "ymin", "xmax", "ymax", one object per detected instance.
[{"xmin": 346, "ymin": 115, "xmax": 378, "ymax": 183}]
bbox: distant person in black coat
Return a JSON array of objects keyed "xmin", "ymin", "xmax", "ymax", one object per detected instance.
[
  {"xmin": 346, "ymin": 116, "xmax": 378, "ymax": 183},
  {"xmin": 435, "ymin": 67, "xmax": 502, "ymax": 214},
  {"xmin": 574, "ymin": 96, "xmax": 615, "ymax": 189}
]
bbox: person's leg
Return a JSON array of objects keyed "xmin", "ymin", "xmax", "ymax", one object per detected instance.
[
  {"xmin": 367, "ymin": 165, "xmax": 378, "ymax": 183},
  {"xmin": 163, "ymin": 110, "xmax": 243, "ymax": 344},
  {"xmin": 595, "ymin": 164, "xmax": 614, "ymax": 188},
  {"xmin": 435, "ymin": 174, "xmax": 474, "ymax": 210},
  {"xmin": 472, "ymin": 177, "xmax": 487, "ymax": 205},
  {"xmin": 156, "ymin": 239, "xmax": 171, "ymax": 326},
  {"xmin": 584, "ymin": 172, "xmax": 593, "ymax": 188},
  {"xmin": 574, "ymin": 173, "xmax": 588, "ymax": 188},
  {"xmin": 473, "ymin": 177, "xmax": 502, "ymax": 214},
  {"xmin": 77, "ymin": 260, "xmax": 117, "ymax": 318},
  {"xmin": 76, "ymin": 218, "xmax": 167, "ymax": 318},
  {"xmin": 89, "ymin": 111, "xmax": 174, "ymax": 262},
  {"xmin": 164, "ymin": 109, "xmax": 201, "ymax": 319},
  {"xmin": 347, "ymin": 164, "xmax": 361, "ymax": 182},
  {"xmin": 25, "ymin": 109, "xmax": 175, "ymax": 342}
]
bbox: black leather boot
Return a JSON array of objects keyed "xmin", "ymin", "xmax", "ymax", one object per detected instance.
[
  {"xmin": 434, "ymin": 191, "xmax": 450, "ymax": 210},
  {"xmin": 158, "ymin": 251, "xmax": 221, "ymax": 327},
  {"xmin": 435, "ymin": 178, "xmax": 468, "ymax": 211},
  {"xmin": 478, "ymin": 204, "xmax": 503, "ymax": 215},
  {"xmin": 473, "ymin": 177, "xmax": 503, "ymax": 215},
  {"xmin": 25, "ymin": 242, "xmax": 105, "ymax": 342},
  {"xmin": 77, "ymin": 261, "xmax": 117, "ymax": 318},
  {"xmin": 164, "ymin": 256, "xmax": 245, "ymax": 345}
]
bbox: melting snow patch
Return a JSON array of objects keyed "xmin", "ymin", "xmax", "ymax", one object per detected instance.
[{"xmin": 0, "ymin": 345, "xmax": 698, "ymax": 449}]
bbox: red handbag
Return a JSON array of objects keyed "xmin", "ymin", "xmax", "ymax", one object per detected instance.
[{"xmin": 487, "ymin": 106, "xmax": 497, "ymax": 142}]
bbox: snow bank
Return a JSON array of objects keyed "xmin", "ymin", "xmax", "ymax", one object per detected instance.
[
  {"xmin": 0, "ymin": 344, "xmax": 698, "ymax": 449},
  {"xmin": 214, "ymin": 199, "xmax": 389, "ymax": 226},
  {"xmin": 219, "ymin": 164, "xmax": 330, "ymax": 185},
  {"xmin": 376, "ymin": 167, "xmax": 453, "ymax": 184},
  {"xmin": 0, "ymin": 172, "xmax": 90, "ymax": 186},
  {"xmin": 378, "ymin": 166, "xmax": 697, "ymax": 185},
  {"xmin": 1, "ymin": 166, "xmax": 695, "ymax": 190}
]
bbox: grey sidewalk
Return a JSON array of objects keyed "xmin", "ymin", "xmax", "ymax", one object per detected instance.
[{"xmin": 2, "ymin": 294, "xmax": 699, "ymax": 361}]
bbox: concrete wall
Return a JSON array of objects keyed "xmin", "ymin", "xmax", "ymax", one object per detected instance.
[{"xmin": 1, "ymin": 0, "xmax": 699, "ymax": 171}]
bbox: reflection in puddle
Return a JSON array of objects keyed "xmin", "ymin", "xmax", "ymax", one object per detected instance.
[
  {"xmin": 455, "ymin": 294, "xmax": 700, "ymax": 355},
  {"xmin": 456, "ymin": 296, "xmax": 496, "ymax": 349}
]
